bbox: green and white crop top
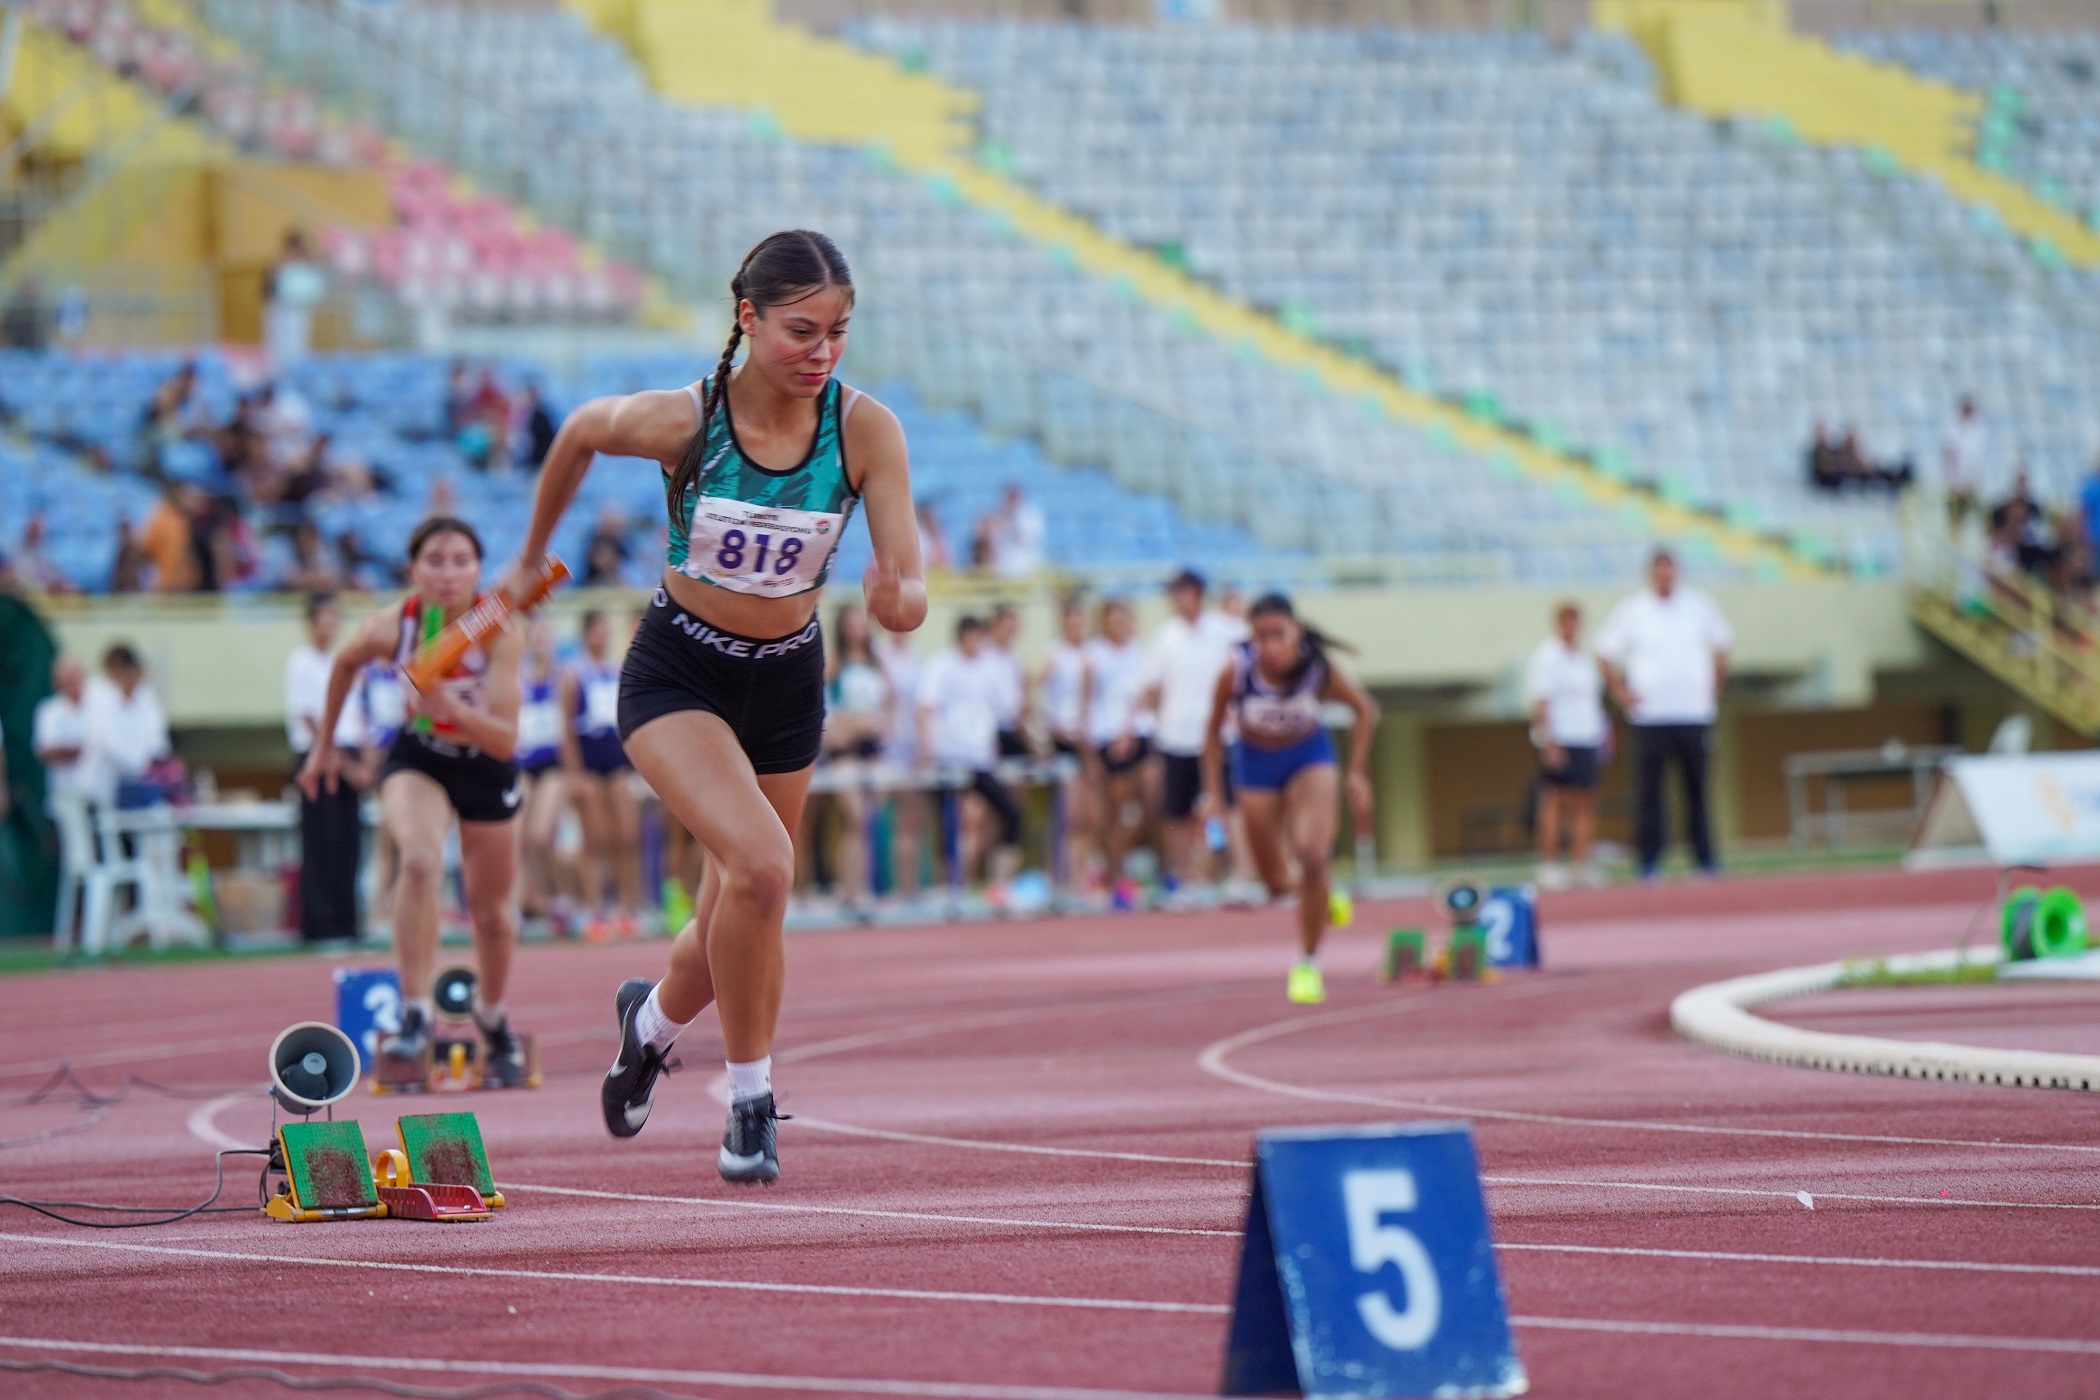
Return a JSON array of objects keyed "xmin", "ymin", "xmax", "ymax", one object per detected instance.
[{"xmin": 664, "ymin": 376, "xmax": 861, "ymax": 598}]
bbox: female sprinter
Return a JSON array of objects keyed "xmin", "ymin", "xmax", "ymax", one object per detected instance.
[
  {"xmin": 506, "ymin": 230, "xmax": 925, "ymax": 1184},
  {"xmin": 1201, "ymin": 594, "xmax": 1377, "ymax": 1005},
  {"xmin": 822, "ymin": 601, "xmax": 891, "ymax": 919},
  {"xmin": 1081, "ymin": 597, "xmax": 1152, "ymax": 904},
  {"xmin": 516, "ymin": 616, "xmax": 571, "ymax": 933},
  {"xmin": 299, "ymin": 516, "xmax": 532, "ymax": 1085},
  {"xmin": 562, "ymin": 610, "xmax": 642, "ymax": 937}
]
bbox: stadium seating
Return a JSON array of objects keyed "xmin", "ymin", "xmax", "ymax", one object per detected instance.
[
  {"xmin": 191, "ymin": 0, "xmax": 1676, "ymax": 585},
  {"xmin": 0, "ymin": 348, "xmax": 1286, "ymax": 591},
  {"xmin": 1835, "ymin": 29, "xmax": 2100, "ymax": 231},
  {"xmin": 847, "ymin": 19, "xmax": 2100, "ymax": 574}
]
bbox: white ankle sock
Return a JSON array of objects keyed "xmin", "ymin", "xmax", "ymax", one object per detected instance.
[
  {"xmin": 725, "ymin": 1056, "xmax": 772, "ymax": 1105},
  {"xmin": 633, "ymin": 984, "xmax": 691, "ymax": 1052},
  {"xmin": 472, "ymin": 996, "xmax": 506, "ymax": 1030}
]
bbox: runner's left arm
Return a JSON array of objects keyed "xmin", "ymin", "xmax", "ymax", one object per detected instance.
[
  {"xmin": 1323, "ymin": 665, "xmax": 1380, "ymax": 828},
  {"xmin": 845, "ymin": 396, "xmax": 928, "ymax": 635}
]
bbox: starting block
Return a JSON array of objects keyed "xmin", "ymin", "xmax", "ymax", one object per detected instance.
[
  {"xmin": 1443, "ymin": 924, "xmax": 1489, "ymax": 982},
  {"xmin": 1381, "ymin": 929, "xmax": 1426, "ymax": 982},
  {"xmin": 262, "ymin": 1111, "xmax": 499, "ymax": 1222},
  {"xmin": 372, "ymin": 964, "xmax": 542, "ymax": 1094}
]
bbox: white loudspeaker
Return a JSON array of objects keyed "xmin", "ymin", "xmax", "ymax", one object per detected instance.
[{"xmin": 268, "ymin": 1021, "xmax": 361, "ymax": 1114}]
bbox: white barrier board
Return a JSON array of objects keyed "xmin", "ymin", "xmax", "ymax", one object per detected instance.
[{"xmin": 1911, "ymin": 753, "xmax": 2100, "ymax": 868}]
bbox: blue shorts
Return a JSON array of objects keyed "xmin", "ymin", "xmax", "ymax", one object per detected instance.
[
  {"xmin": 577, "ymin": 731, "xmax": 630, "ymax": 776},
  {"xmin": 1230, "ymin": 730, "xmax": 1335, "ymax": 792}
]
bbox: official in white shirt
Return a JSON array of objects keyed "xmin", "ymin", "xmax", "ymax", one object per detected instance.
[
  {"xmin": 286, "ymin": 594, "xmax": 366, "ymax": 942},
  {"xmin": 1146, "ymin": 568, "xmax": 1249, "ymax": 891},
  {"xmin": 1594, "ymin": 548, "xmax": 1733, "ymax": 879},
  {"xmin": 1524, "ymin": 602, "xmax": 1606, "ymax": 890},
  {"xmin": 83, "ymin": 643, "xmax": 171, "ymax": 808},
  {"xmin": 918, "ymin": 615, "xmax": 1023, "ymax": 890},
  {"xmin": 987, "ymin": 603, "xmax": 1028, "ymax": 758},
  {"xmin": 32, "ymin": 655, "xmax": 92, "ymax": 816}
]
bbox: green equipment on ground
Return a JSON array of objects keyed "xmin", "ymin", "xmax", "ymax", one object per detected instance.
[{"xmin": 2002, "ymin": 885, "xmax": 2087, "ymax": 961}]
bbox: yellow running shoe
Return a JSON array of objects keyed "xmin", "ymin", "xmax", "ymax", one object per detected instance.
[
  {"xmin": 1329, "ymin": 889, "xmax": 1355, "ymax": 927},
  {"xmin": 1286, "ymin": 962, "xmax": 1326, "ymax": 1005}
]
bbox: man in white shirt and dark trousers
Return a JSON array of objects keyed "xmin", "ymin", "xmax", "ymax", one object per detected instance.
[
  {"xmin": 1146, "ymin": 568, "xmax": 1248, "ymax": 897},
  {"xmin": 1524, "ymin": 601, "xmax": 1605, "ymax": 891},
  {"xmin": 1595, "ymin": 548, "xmax": 1732, "ymax": 881},
  {"xmin": 918, "ymin": 615, "xmax": 1023, "ymax": 894},
  {"xmin": 285, "ymin": 594, "xmax": 364, "ymax": 943}
]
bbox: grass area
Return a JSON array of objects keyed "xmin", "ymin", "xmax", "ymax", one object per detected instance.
[
  {"xmin": 0, "ymin": 939, "xmax": 322, "ymax": 978},
  {"xmin": 1834, "ymin": 959, "xmax": 2000, "ymax": 988}
]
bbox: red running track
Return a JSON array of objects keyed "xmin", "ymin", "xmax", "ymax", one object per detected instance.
[{"xmin": 3, "ymin": 865, "xmax": 2099, "ymax": 1399}]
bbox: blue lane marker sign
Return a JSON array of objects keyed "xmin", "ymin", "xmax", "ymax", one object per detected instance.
[
  {"xmin": 1482, "ymin": 886, "xmax": 1540, "ymax": 969},
  {"xmin": 1222, "ymin": 1121, "xmax": 1526, "ymax": 1398},
  {"xmin": 333, "ymin": 966, "xmax": 402, "ymax": 1072}
]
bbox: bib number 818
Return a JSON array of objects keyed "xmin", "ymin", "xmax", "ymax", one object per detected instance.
[
  {"xmin": 716, "ymin": 529, "xmax": 804, "ymax": 577},
  {"xmin": 1343, "ymin": 1168, "xmax": 1443, "ymax": 1351}
]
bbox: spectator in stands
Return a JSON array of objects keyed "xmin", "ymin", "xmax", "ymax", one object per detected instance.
[
  {"xmin": 138, "ymin": 361, "xmax": 208, "ymax": 474},
  {"xmin": 137, "ymin": 481, "xmax": 203, "ymax": 592},
  {"xmin": 1, "ymin": 278, "xmax": 48, "ymax": 350},
  {"xmin": 1146, "ymin": 567, "xmax": 1248, "ymax": 898},
  {"xmin": 1806, "ymin": 424, "xmax": 1843, "ymax": 493},
  {"xmin": 85, "ymin": 643, "xmax": 173, "ymax": 809},
  {"xmin": 977, "ymin": 483, "xmax": 1046, "ymax": 579},
  {"xmin": 1940, "ymin": 397, "xmax": 1987, "ymax": 524},
  {"xmin": 109, "ymin": 517, "xmax": 147, "ymax": 593},
  {"xmin": 582, "ymin": 505, "xmax": 631, "ymax": 586},
  {"xmin": 515, "ymin": 382, "xmax": 557, "ymax": 471},
  {"xmin": 255, "ymin": 381, "xmax": 314, "ymax": 470},
  {"xmin": 456, "ymin": 371, "xmax": 512, "ymax": 468},
  {"xmin": 334, "ymin": 530, "xmax": 391, "ymax": 590},
  {"xmin": 281, "ymin": 520, "xmax": 342, "ymax": 593},
  {"xmin": 14, "ymin": 513, "xmax": 73, "ymax": 594},
  {"xmin": 1526, "ymin": 601, "xmax": 1606, "ymax": 891},
  {"xmin": 216, "ymin": 392, "xmax": 268, "ymax": 491},
  {"xmin": 916, "ymin": 501, "xmax": 953, "ymax": 573},
  {"xmin": 1595, "ymin": 547, "xmax": 1731, "ymax": 881},
  {"xmin": 1990, "ymin": 470, "xmax": 2058, "ymax": 578},
  {"xmin": 33, "ymin": 655, "xmax": 91, "ymax": 815},
  {"xmin": 443, "ymin": 359, "xmax": 474, "ymax": 436},
  {"xmin": 264, "ymin": 229, "xmax": 326, "ymax": 371},
  {"xmin": 285, "ymin": 595, "xmax": 363, "ymax": 943}
]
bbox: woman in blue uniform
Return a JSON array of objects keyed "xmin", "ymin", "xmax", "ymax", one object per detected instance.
[
  {"xmin": 562, "ymin": 610, "xmax": 642, "ymax": 938},
  {"xmin": 1201, "ymin": 594, "xmax": 1378, "ymax": 1005},
  {"xmin": 505, "ymin": 230, "xmax": 926, "ymax": 1183}
]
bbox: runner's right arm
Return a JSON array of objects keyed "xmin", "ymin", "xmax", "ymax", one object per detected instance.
[
  {"xmin": 509, "ymin": 389, "xmax": 698, "ymax": 587},
  {"xmin": 298, "ymin": 606, "xmax": 399, "ymax": 797}
]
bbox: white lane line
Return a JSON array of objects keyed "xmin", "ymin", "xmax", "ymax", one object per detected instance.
[
  {"xmin": 1498, "ymin": 1242, "xmax": 2100, "ymax": 1279},
  {"xmin": 506, "ymin": 1182, "xmax": 1240, "ymax": 1237},
  {"xmin": 1509, "ymin": 1314, "xmax": 2100, "ymax": 1356},
  {"xmin": 185, "ymin": 1093, "xmax": 257, "ymax": 1152},
  {"xmin": 1483, "ymin": 1173, "xmax": 2100, "ymax": 1213},
  {"xmin": 0, "ymin": 1234, "xmax": 1227, "ymax": 1315},
  {"xmin": 0, "ymin": 1336, "xmax": 1208, "ymax": 1400},
  {"xmin": 787, "ymin": 1115, "xmax": 1247, "ymax": 1169},
  {"xmin": 1, "ymin": 1034, "xmax": 268, "ymax": 1082},
  {"xmin": 1197, "ymin": 1001, "xmax": 2100, "ymax": 1155}
]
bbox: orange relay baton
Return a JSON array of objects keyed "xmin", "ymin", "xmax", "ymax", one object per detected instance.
[{"xmin": 403, "ymin": 555, "xmax": 571, "ymax": 694}]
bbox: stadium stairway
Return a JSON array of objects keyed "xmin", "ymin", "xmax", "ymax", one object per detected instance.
[
  {"xmin": 1905, "ymin": 566, "xmax": 2100, "ymax": 738},
  {"xmin": 1598, "ymin": 0, "xmax": 2100, "ymax": 269},
  {"xmin": 567, "ymin": 0, "xmax": 1815, "ymax": 581}
]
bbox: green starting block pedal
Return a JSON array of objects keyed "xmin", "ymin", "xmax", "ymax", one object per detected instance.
[
  {"xmin": 1382, "ymin": 929, "xmax": 1426, "ymax": 982},
  {"xmin": 397, "ymin": 1111, "xmax": 504, "ymax": 1208},
  {"xmin": 265, "ymin": 1119, "xmax": 386, "ymax": 1223},
  {"xmin": 1447, "ymin": 924, "xmax": 1487, "ymax": 982}
]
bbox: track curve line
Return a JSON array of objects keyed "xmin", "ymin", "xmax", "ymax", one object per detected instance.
[{"xmin": 1670, "ymin": 948, "xmax": 2100, "ymax": 1093}]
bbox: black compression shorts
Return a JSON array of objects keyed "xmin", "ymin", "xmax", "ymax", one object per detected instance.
[{"xmin": 617, "ymin": 587, "xmax": 826, "ymax": 775}]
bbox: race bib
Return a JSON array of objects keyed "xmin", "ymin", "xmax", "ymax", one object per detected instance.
[
  {"xmin": 517, "ymin": 700, "xmax": 562, "ymax": 752},
  {"xmin": 1241, "ymin": 692, "xmax": 1322, "ymax": 740},
  {"xmin": 680, "ymin": 498, "xmax": 842, "ymax": 596},
  {"xmin": 582, "ymin": 676, "xmax": 620, "ymax": 733}
]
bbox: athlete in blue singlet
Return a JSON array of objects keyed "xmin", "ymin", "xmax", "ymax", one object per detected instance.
[
  {"xmin": 562, "ymin": 609, "xmax": 641, "ymax": 938},
  {"xmin": 1201, "ymin": 593, "xmax": 1378, "ymax": 1005},
  {"xmin": 507, "ymin": 230, "xmax": 926, "ymax": 1183}
]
